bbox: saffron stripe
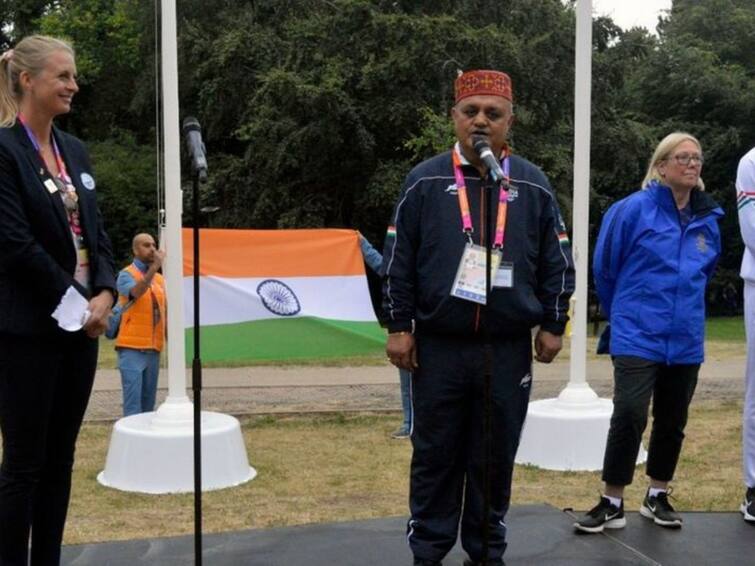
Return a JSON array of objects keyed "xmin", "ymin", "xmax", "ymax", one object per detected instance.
[{"xmin": 182, "ymin": 228, "xmax": 366, "ymax": 277}]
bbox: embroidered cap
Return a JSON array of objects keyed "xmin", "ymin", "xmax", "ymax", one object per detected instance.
[{"xmin": 454, "ymin": 69, "xmax": 512, "ymax": 103}]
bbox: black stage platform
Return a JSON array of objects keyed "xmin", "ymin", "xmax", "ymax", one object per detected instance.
[{"xmin": 62, "ymin": 505, "xmax": 755, "ymax": 565}]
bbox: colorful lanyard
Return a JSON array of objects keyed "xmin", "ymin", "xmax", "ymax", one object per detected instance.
[
  {"xmin": 452, "ymin": 146, "xmax": 510, "ymax": 249},
  {"xmin": 17, "ymin": 114, "xmax": 73, "ymax": 185},
  {"xmin": 17, "ymin": 114, "xmax": 82, "ymax": 237}
]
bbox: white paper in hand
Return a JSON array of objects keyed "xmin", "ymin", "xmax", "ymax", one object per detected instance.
[{"xmin": 51, "ymin": 286, "xmax": 90, "ymax": 332}]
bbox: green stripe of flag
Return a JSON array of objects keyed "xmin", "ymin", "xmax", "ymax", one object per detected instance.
[{"xmin": 185, "ymin": 317, "xmax": 386, "ymax": 364}]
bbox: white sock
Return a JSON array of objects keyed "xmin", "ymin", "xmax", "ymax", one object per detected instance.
[
  {"xmin": 604, "ymin": 494, "xmax": 622, "ymax": 507},
  {"xmin": 648, "ymin": 487, "xmax": 666, "ymax": 498}
]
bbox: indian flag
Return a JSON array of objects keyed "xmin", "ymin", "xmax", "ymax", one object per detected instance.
[{"xmin": 181, "ymin": 228, "xmax": 385, "ymax": 363}]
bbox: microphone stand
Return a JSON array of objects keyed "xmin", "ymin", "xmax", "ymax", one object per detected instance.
[
  {"xmin": 191, "ymin": 161, "xmax": 205, "ymax": 566},
  {"xmin": 480, "ymin": 172, "xmax": 500, "ymax": 563},
  {"xmin": 183, "ymin": 115, "xmax": 208, "ymax": 566}
]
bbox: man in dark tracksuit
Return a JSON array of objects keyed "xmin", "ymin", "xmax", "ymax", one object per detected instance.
[{"xmin": 382, "ymin": 70, "xmax": 575, "ymax": 566}]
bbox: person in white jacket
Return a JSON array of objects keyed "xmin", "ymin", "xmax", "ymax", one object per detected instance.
[{"xmin": 736, "ymin": 146, "xmax": 755, "ymax": 523}]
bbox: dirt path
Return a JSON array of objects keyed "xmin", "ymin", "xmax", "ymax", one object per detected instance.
[{"xmin": 86, "ymin": 357, "xmax": 747, "ymax": 421}]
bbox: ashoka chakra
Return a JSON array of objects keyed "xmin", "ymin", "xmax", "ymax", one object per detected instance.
[{"xmin": 257, "ymin": 279, "xmax": 301, "ymax": 316}]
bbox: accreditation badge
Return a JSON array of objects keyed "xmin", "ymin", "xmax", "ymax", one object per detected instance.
[
  {"xmin": 450, "ymin": 243, "xmax": 502, "ymax": 305},
  {"xmin": 77, "ymin": 247, "xmax": 89, "ymax": 265},
  {"xmin": 493, "ymin": 261, "xmax": 514, "ymax": 288}
]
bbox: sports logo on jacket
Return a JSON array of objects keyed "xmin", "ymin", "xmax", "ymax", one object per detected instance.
[
  {"xmin": 520, "ymin": 373, "xmax": 532, "ymax": 388},
  {"xmin": 557, "ymin": 213, "xmax": 567, "ymax": 232},
  {"xmin": 445, "ymin": 183, "xmax": 458, "ymax": 196},
  {"xmin": 696, "ymin": 233, "xmax": 708, "ymax": 253}
]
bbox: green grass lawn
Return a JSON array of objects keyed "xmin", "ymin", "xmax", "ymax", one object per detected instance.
[
  {"xmin": 98, "ymin": 339, "xmax": 118, "ymax": 369},
  {"xmin": 95, "ymin": 338, "xmax": 386, "ymax": 370},
  {"xmin": 47, "ymin": 400, "xmax": 752, "ymax": 545},
  {"xmin": 706, "ymin": 316, "xmax": 745, "ymax": 341}
]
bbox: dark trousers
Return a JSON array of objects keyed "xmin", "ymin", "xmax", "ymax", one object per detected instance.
[
  {"xmin": 602, "ymin": 355, "xmax": 699, "ymax": 487},
  {"xmin": 408, "ymin": 333, "xmax": 532, "ymax": 563},
  {"xmin": 0, "ymin": 331, "xmax": 98, "ymax": 566}
]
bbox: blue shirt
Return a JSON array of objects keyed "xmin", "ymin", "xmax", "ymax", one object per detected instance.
[
  {"xmin": 116, "ymin": 258, "xmax": 148, "ymax": 299},
  {"xmin": 359, "ymin": 236, "xmax": 383, "ymax": 275}
]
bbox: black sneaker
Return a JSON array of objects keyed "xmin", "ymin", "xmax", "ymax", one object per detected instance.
[
  {"xmin": 640, "ymin": 489, "xmax": 682, "ymax": 528},
  {"xmin": 573, "ymin": 496, "xmax": 626, "ymax": 533},
  {"xmin": 741, "ymin": 487, "xmax": 755, "ymax": 523}
]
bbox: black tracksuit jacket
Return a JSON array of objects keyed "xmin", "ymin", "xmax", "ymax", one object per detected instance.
[{"xmin": 382, "ymin": 149, "xmax": 575, "ymax": 338}]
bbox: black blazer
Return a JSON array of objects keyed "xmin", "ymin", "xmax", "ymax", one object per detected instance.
[{"xmin": 0, "ymin": 121, "xmax": 116, "ymax": 335}]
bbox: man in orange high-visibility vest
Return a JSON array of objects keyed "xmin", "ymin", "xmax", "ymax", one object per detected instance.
[{"xmin": 115, "ymin": 233, "xmax": 167, "ymax": 416}]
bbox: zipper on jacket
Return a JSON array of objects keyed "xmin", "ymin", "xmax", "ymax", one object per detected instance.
[
  {"xmin": 668, "ymin": 210, "xmax": 708, "ymax": 364},
  {"xmin": 667, "ymin": 220, "xmax": 685, "ymax": 365},
  {"xmin": 474, "ymin": 182, "xmax": 484, "ymax": 334}
]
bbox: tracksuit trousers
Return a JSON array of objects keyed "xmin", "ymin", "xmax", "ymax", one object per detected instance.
[
  {"xmin": 743, "ymin": 282, "xmax": 755, "ymax": 488},
  {"xmin": 407, "ymin": 333, "xmax": 532, "ymax": 563}
]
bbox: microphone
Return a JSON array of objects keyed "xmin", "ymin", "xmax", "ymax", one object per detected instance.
[
  {"xmin": 472, "ymin": 135, "xmax": 505, "ymax": 184},
  {"xmin": 182, "ymin": 116, "xmax": 208, "ymax": 182}
]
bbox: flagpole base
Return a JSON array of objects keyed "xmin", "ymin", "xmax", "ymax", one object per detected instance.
[
  {"xmin": 98, "ymin": 410, "xmax": 255, "ymax": 494},
  {"xmin": 516, "ymin": 388, "xmax": 647, "ymax": 471},
  {"xmin": 151, "ymin": 395, "xmax": 194, "ymax": 427}
]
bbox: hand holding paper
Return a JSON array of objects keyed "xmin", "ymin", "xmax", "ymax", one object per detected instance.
[
  {"xmin": 83, "ymin": 290, "xmax": 114, "ymax": 338},
  {"xmin": 51, "ymin": 286, "xmax": 90, "ymax": 332}
]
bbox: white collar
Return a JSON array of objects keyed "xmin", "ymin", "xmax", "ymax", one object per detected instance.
[{"xmin": 454, "ymin": 141, "xmax": 473, "ymax": 166}]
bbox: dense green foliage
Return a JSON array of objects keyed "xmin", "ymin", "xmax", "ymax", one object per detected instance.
[{"xmin": 5, "ymin": 0, "xmax": 755, "ymax": 311}]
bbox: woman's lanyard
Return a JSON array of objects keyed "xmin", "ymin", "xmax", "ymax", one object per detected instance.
[
  {"xmin": 17, "ymin": 114, "xmax": 81, "ymax": 236},
  {"xmin": 452, "ymin": 146, "xmax": 510, "ymax": 248}
]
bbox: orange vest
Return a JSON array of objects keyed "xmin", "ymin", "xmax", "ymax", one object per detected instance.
[{"xmin": 115, "ymin": 263, "xmax": 166, "ymax": 352}]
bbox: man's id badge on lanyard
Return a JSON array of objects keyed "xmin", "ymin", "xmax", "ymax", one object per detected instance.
[
  {"xmin": 493, "ymin": 261, "xmax": 514, "ymax": 289},
  {"xmin": 450, "ymin": 243, "xmax": 502, "ymax": 305}
]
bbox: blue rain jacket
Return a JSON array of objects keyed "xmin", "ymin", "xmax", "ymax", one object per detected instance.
[{"xmin": 593, "ymin": 181, "xmax": 722, "ymax": 364}]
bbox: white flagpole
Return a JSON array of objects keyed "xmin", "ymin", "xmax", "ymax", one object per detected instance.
[
  {"xmin": 98, "ymin": 0, "xmax": 254, "ymax": 496},
  {"xmin": 154, "ymin": 0, "xmax": 192, "ymax": 423},
  {"xmin": 558, "ymin": 0, "xmax": 598, "ymax": 403},
  {"xmin": 514, "ymin": 0, "xmax": 641, "ymax": 471}
]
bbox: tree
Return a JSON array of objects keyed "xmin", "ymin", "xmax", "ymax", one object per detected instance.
[
  {"xmin": 0, "ymin": 0, "xmax": 50, "ymax": 47},
  {"xmin": 175, "ymin": 0, "xmax": 578, "ymax": 246},
  {"xmin": 7, "ymin": 0, "xmax": 753, "ymax": 308},
  {"xmin": 38, "ymin": 0, "xmax": 154, "ymax": 141},
  {"xmin": 90, "ymin": 132, "xmax": 159, "ymax": 266}
]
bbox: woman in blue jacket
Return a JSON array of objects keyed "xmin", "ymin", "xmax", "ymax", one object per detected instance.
[{"xmin": 575, "ymin": 132, "xmax": 722, "ymax": 534}]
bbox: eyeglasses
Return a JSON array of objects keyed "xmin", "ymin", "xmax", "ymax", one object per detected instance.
[{"xmin": 669, "ymin": 153, "xmax": 704, "ymax": 166}]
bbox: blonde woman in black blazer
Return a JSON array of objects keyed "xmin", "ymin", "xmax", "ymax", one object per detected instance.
[{"xmin": 0, "ymin": 35, "xmax": 116, "ymax": 565}]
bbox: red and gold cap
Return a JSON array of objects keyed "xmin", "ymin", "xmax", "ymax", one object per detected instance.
[{"xmin": 454, "ymin": 69, "xmax": 512, "ymax": 103}]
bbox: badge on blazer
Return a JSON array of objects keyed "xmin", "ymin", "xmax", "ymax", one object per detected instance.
[
  {"xmin": 44, "ymin": 179, "xmax": 58, "ymax": 194},
  {"xmin": 80, "ymin": 172, "xmax": 96, "ymax": 190}
]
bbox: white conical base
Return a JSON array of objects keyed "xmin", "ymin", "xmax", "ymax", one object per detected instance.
[
  {"xmin": 516, "ymin": 387, "xmax": 647, "ymax": 471},
  {"xmin": 98, "ymin": 404, "xmax": 255, "ymax": 494}
]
